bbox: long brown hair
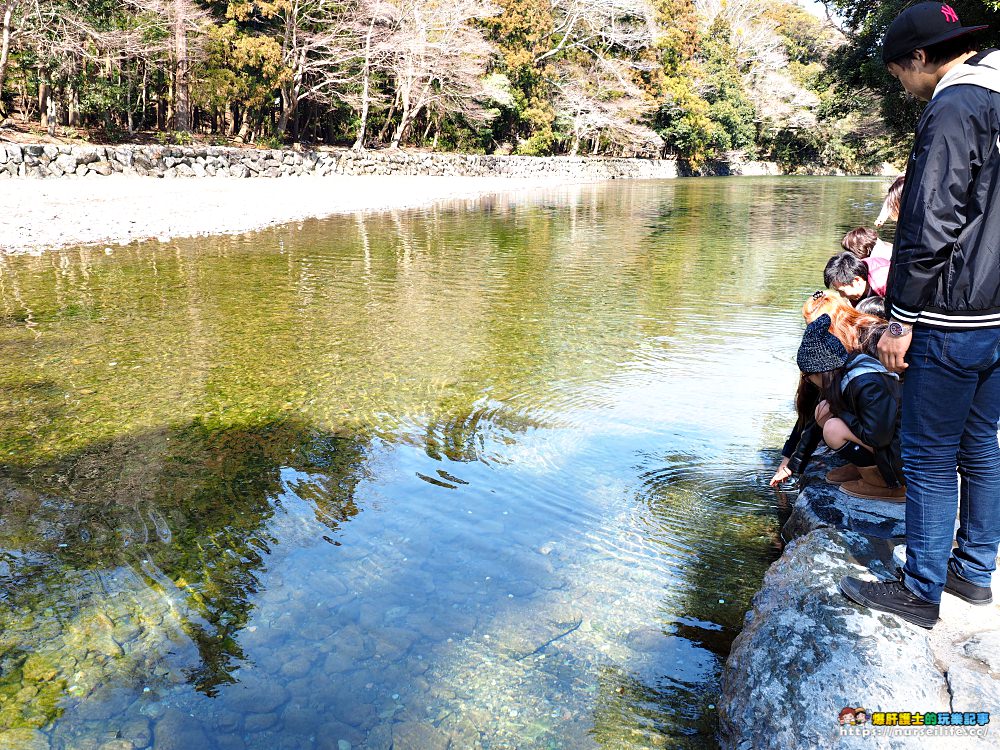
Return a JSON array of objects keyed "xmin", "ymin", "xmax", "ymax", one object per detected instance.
[
  {"xmin": 794, "ymin": 369, "xmax": 849, "ymax": 429},
  {"xmin": 802, "ymin": 291, "xmax": 886, "ymax": 356}
]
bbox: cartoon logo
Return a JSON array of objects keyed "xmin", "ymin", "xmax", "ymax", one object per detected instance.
[
  {"xmin": 941, "ymin": 4, "xmax": 959, "ymax": 23},
  {"xmin": 839, "ymin": 707, "xmax": 857, "ymax": 725},
  {"xmin": 855, "ymin": 707, "xmax": 869, "ymax": 725}
]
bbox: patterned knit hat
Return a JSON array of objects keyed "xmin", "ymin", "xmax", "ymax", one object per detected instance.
[{"xmin": 797, "ymin": 314, "xmax": 849, "ymax": 374}]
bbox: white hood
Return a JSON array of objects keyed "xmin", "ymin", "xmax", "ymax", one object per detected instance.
[{"xmin": 934, "ymin": 49, "xmax": 1000, "ymax": 98}]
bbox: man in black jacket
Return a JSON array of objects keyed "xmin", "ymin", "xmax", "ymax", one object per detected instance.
[{"xmin": 840, "ymin": 3, "xmax": 1000, "ymax": 629}]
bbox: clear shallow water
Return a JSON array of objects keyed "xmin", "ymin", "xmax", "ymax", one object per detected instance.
[{"xmin": 0, "ymin": 177, "xmax": 889, "ymax": 749}]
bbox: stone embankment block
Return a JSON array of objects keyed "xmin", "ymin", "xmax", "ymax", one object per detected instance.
[{"xmin": 0, "ymin": 142, "xmax": 786, "ymax": 180}]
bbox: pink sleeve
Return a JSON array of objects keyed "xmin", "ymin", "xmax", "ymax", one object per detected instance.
[
  {"xmin": 871, "ymin": 239, "xmax": 893, "ymax": 261},
  {"xmin": 863, "ymin": 255, "xmax": 891, "ymax": 297}
]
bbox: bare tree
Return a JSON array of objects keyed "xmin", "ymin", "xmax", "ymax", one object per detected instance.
[
  {"xmin": 0, "ymin": 0, "xmax": 28, "ymax": 106},
  {"xmin": 376, "ymin": 0, "xmax": 499, "ymax": 149},
  {"xmin": 552, "ymin": 58, "xmax": 662, "ymax": 156},
  {"xmin": 351, "ymin": 0, "xmax": 398, "ymax": 149},
  {"xmin": 696, "ymin": 0, "xmax": 820, "ymax": 131},
  {"xmin": 274, "ymin": 0, "xmax": 364, "ymax": 137},
  {"xmin": 536, "ymin": 0, "xmax": 657, "ymax": 64}
]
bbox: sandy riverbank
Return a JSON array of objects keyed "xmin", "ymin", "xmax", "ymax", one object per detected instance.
[{"xmin": 0, "ymin": 174, "xmax": 585, "ymax": 254}]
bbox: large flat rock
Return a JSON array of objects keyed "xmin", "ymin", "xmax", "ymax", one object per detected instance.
[
  {"xmin": 721, "ymin": 456, "xmax": 1000, "ymax": 749},
  {"xmin": 719, "ymin": 528, "xmax": 952, "ymax": 750},
  {"xmin": 781, "ymin": 453, "xmax": 905, "ymax": 541}
]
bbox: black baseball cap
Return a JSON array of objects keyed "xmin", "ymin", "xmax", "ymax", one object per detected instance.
[{"xmin": 881, "ymin": 2, "xmax": 988, "ymax": 64}]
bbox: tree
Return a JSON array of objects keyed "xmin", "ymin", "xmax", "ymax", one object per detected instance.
[
  {"xmin": 0, "ymin": 0, "xmax": 28, "ymax": 108},
  {"xmin": 271, "ymin": 0, "xmax": 359, "ymax": 137},
  {"xmin": 552, "ymin": 57, "xmax": 662, "ymax": 155},
  {"xmin": 821, "ymin": 0, "xmax": 998, "ymax": 141},
  {"xmin": 378, "ymin": 0, "xmax": 500, "ymax": 148},
  {"xmin": 128, "ymin": 0, "xmax": 210, "ymax": 131}
]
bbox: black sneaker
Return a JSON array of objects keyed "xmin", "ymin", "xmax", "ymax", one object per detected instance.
[
  {"xmin": 839, "ymin": 575, "xmax": 940, "ymax": 629},
  {"xmin": 944, "ymin": 566, "xmax": 993, "ymax": 606}
]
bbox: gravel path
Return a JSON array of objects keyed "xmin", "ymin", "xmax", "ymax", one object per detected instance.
[{"xmin": 0, "ymin": 174, "xmax": 582, "ymax": 253}]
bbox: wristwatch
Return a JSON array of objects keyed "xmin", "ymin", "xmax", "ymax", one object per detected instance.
[{"xmin": 887, "ymin": 321, "xmax": 913, "ymax": 337}]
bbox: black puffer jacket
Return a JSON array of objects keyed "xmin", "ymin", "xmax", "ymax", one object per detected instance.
[
  {"xmin": 782, "ymin": 355, "xmax": 904, "ymax": 486},
  {"xmin": 887, "ymin": 49, "xmax": 1000, "ymax": 330}
]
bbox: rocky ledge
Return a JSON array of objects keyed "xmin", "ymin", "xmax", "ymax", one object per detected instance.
[
  {"xmin": 719, "ymin": 452, "xmax": 1000, "ymax": 749},
  {"xmin": 0, "ymin": 142, "xmax": 788, "ymax": 181}
]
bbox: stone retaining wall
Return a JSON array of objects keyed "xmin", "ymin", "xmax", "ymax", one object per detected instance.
[{"xmin": 0, "ymin": 142, "xmax": 782, "ymax": 180}]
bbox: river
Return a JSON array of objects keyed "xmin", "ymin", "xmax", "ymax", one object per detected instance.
[{"xmin": 0, "ymin": 177, "xmax": 889, "ymax": 749}]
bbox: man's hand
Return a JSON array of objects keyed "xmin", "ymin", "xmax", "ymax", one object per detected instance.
[
  {"xmin": 814, "ymin": 400, "xmax": 833, "ymax": 427},
  {"xmin": 878, "ymin": 328, "xmax": 912, "ymax": 373}
]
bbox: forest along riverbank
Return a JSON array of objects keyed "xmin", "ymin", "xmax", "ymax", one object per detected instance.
[{"xmin": 0, "ymin": 143, "xmax": 790, "ymax": 254}]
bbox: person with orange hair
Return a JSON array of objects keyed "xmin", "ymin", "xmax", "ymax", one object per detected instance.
[
  {"xmin": 802, "ymin": 290, "xmax": 887, "ymax": 357},
  {"xmin": 770, "ymin": 315, "xmax": 904, "ymax": 501}
]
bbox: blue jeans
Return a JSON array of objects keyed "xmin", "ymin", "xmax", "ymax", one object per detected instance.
[{"xmin": 900, "ymin": 326, "xmax": 1000, "ymax": 604}]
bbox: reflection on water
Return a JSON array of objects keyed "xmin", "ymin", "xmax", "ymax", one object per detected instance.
[{"xmin": 0, "ymin": 178, "xmax": 889, "ymax": 748}]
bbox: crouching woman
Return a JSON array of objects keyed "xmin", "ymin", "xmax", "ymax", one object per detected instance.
[{"xmin": 771, "ymin": 314, "xmax": 905, "ymax": 501}]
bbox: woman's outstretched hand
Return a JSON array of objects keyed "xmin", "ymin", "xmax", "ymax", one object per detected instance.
[{"xmin": 770, "ymin": 458, "xmax": 792, "ymax": 487}]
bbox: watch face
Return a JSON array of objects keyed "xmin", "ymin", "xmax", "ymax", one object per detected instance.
[{"xmin": 889, "ymin": 322, "xmax": 904, "ymax": 336}]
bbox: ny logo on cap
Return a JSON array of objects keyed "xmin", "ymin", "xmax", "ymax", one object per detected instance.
[{"xmin": 941, "ymin": 4, "xmax": 959, "ymax": 23}]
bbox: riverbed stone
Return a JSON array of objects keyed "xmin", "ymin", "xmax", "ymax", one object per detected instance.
[
  {"xmin": 152, "ymin": 709, "xmax": 209, "ymax": 750},
  {"xmin": 391, "ymin": 721, "xmax": 450, "ymax": 750},
  {"xmin": 493, "ymin": 610, "xmax": 583, "ymax": 660},
  {"xmin": 223, "ymin": 674, "xmax": 290, "ymax": 713},
  {"xmin": 243, "ymin": 711, "xmax": 278, "ymax": 732},
  {"xmin": 118, "ymin": 716, "xmax": 152, "ymax": 749},
  {"xmin": 316, "ymin": 722, "xmax": 365, "ymax": 749},
  {"xmin": 0, "ymin": 729, "xmax": 49, "ymax": 750}
]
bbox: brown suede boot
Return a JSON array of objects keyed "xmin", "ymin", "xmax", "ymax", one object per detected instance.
[
  {"xmin": 825, "ymin": 464, "xmax": 862, "ymax": 485},
  {"xmin": 841, "ymin": 465, "xmax": 906, "ymax": 502}
]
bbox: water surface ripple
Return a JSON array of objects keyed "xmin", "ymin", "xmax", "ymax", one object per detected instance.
[{"xmin": 0, "ymin": 177, "xmax": 889, "ymax": 749}]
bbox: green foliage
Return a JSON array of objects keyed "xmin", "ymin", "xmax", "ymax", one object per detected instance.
[
  {"xmin": 698, "ymin": 20, "xmax": 757, "ymax": 155},
  {"xmin": 824, "ymin": 1, "xmax": 1000, "ymax": 145},
  {"xmin": 155, "ymin": 130, "xmax": 195, "ymax": 145},
  {"xmin": 655, "ymin": 71, "xmax": 714, "ymax": 162},
  {"xmin": 255, "ymin": 132, "xmax": 284, "ymax": 148},
  {"xmin": 5, "ymin": 0, "xmax": 973, "ymax": 169}
]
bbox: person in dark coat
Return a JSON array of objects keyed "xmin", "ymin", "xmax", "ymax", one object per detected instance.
[
  {"xmin": 771, "ymin": 315, "xmax": 904, "ymax": 501},
  {"xmin": 841, "ymin": 3, "xmax": 1000, "ymax": 630}
]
